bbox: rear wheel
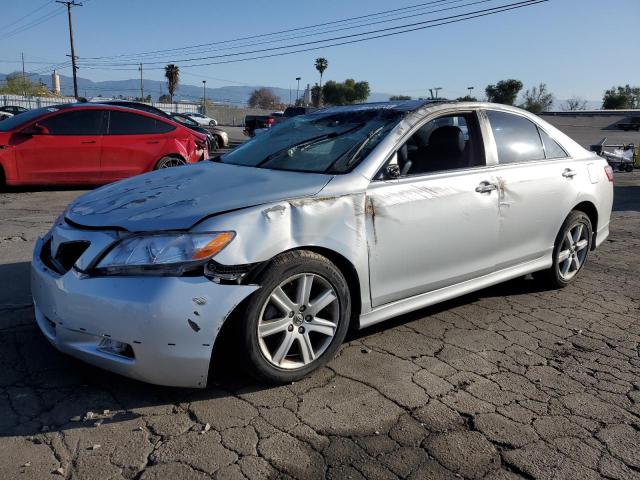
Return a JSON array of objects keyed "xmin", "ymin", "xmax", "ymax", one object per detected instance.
[
  {"xmin": 241, "ymin": 251, "xmax": 351, "ymax": 383},
  {"xmin": 154, "ymin": 156, "xmax": 186, "ymax": 169},
  {"xmin": 535, "ymin": 211, "xmax": 592, "ymax": 288}
]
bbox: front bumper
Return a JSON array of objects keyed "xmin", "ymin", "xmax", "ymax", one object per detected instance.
[{"xmin": 31, "ymin": 236, "xmax": 257, "ymax": 388}]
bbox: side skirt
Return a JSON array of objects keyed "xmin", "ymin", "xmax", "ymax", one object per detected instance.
[{"xmin": 358, "ymin": 256, "xmax": 551, "ymax": 329}]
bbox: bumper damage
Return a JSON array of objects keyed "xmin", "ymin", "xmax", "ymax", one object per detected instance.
[{"xmin": 31, "ymin": 236, "xmax": 258, "ymax": 388}]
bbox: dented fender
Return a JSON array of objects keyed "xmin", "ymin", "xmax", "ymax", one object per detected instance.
[{"xmin": 194, "ymin": 185, "xmax": 373, "ymax": 318}]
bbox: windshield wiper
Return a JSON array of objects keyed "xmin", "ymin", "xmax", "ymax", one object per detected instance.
[
  {"xmin": 256, "ymin": 123, "xmax": 365, "ymax": 168},
  {"xmin": 325, "ymin": 125, "xmax": 385, "ymax": 173}
]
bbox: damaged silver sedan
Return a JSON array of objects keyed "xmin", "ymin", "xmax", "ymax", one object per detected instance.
[{"xmin": 31, "ymin": 100, "xmax": 613, "ymax": 387}]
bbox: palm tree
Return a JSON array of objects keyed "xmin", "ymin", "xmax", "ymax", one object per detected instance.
[
  {"xmin": 314, "ymin": 57, "xmax": 328, "ymax": 89},
  {"xmin": 164, "ymin": 64, "xmax": 180, "ymax": 103}
]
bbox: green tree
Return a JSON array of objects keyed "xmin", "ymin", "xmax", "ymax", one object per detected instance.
[
  {"xmin": 602, "ymin": 85, "xmax": 640, "ymax": 109},
  {"xmin": 521, "ymin": 83, "xmax": 554, "ymax": 113},
  {"xmin": 485, "ymin": 79, "xmax": 523, "ymax": 105},
  {"xmin": 158, "ymin": 94, "xmax": 171, "ymax": 103},
  {"xmin": 456, "ymin": 95, "xmax": 477, "ymax": 102},
  {"xmin": 389, "ymin": 95, "xmax": 411, "ymax": 101},
  {"xmin": 248, "ymin": 87, "xmax": 281, "ymax": 109},
  {"xmin": 311, "ymin": 84, "xmax": 322, "ymax": 107},
  {"xmin": 562, "ymin": 96, "xmax": 587, "ymax": 111},
  {"xmin": 314, "ymin": 57, "xmax": 328, "ymax": 89},
  {"xmin": 0, "ymin": 73, "xmax": 50, "ymax": 96},
  {"xmin": 164, "ymin": 64, "xmax": 180, "ymax": 103},
  {"xmin": 322, "ymin": 79, "xmax": 370, "ymax": 105}
]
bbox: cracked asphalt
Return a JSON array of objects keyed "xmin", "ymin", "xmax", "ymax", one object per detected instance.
[{"xmin": 1, "ymin": 172, "xmax": 639, "ymax": 480}]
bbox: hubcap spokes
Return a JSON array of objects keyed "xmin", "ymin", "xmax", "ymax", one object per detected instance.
[
  {"xmin": 557, "ymin": 223, "xmax": 588, "ymax": 280},
  {"xmin": 258, "ymin": 273, "xmax": 339, "ymax": 370}
]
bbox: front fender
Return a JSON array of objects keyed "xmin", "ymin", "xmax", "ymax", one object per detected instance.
[{"xmin": 193, "ymin": 193, "xmax": 372, "ymax": 316}]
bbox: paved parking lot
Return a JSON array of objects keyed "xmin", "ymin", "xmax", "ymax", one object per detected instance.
[{"xmin": 1, "ymin": 177, "xmax": 639, "ymax": 478}]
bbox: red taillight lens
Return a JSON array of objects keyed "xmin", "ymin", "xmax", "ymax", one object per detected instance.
[
  {"xmin": 265, "ymin": 118, "xmax": 275, "ymax": 126},
  {"xmin": 604, "ymin": 165, "xmax": 614, "ymax": 182}
]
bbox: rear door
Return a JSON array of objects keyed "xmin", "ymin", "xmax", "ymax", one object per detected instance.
[
  {"xmin": 483, "ymin": 109, "xmax": 580, "ymax": 269},
  {"xmin": 100, "ymin": 110, "xmax": 175, "ymax": 182},
  {"xmin": 15, "ymin": 109, "xmax": 105, "ymax": 184}
]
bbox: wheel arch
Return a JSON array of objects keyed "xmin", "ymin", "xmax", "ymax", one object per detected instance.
[
  {"xmin": 572, "ymin": 200, "xmax": 598, "ymax": 249},
  {"xmin": 154, "ymin": 153, "xmax": 186, "ymax": 170}
]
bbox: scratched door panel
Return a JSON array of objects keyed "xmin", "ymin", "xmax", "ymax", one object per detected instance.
[{"xmin": 366, "ymin": 169, "xmax": 499, "ymax": 308}]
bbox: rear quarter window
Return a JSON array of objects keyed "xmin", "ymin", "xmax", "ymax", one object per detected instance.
[{"xmin": 108, "ymin": 111, "xmax": 175, "ymax": 135}]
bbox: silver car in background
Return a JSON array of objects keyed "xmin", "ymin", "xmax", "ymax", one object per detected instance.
[{"xmin": 31, "ymin": 100, "xmax": 613, "ymax": 387}]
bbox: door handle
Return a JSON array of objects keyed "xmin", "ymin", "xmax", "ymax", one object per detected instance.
[
  {"xmin": 562, "ymin": 168, "xmax": 577, "ymax": 178},
  {"xmin": 146, "ymin": 141, "xmax": 160, "ymax": 144},
  {"xmin": 475, "ymin": 181, "xmax": 497, "ymax": 193},
  {"xmin": 80, "ymin": 140, "xmax": 96, "ymax": 144}
]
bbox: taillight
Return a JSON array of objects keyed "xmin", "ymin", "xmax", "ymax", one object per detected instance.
[
  {"xmin": 604, "ymin": 165, "xmax": 614, "ymax": 182},
  {"xmin": 265, "ymin": 118, "xmax": 275, "ymax": 126}
]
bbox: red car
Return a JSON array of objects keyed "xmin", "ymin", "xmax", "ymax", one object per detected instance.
[{"xmin": 0, "ymin": 103, "xmax": 208, "ymax": 186}]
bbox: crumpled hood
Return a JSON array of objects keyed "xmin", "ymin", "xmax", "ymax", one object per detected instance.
[{"xmin": 66, "ymin": 162, "xmax": 333, "ymax": 231}]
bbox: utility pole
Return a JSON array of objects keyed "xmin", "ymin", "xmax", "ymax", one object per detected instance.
[
  {"xmin": 295, "ymin": 77, "xmax": 301, "ymax": 104},
  {"xmin": 202, "ymin": 80, "xmax": 206, "ymax": 113},
  {"xmin": 57, "ymin": 1, "xmax": 82, "ymax": 99},
  {"xmin": 139, "ymin": 63, "xmax": 144, "ymax": 100},
  {"xmin": 467, "ymin": 86, "xmax": 474, "ymax": 98},
  {"xmin": 21, "ymin": 52, "xmax": 26, "ymax": 97}
]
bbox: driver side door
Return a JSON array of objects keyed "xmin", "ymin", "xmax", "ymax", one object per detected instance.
[
  {"xmin": 15, "ymin": 109, "xmax": 105, "ymax": 184},
  {"xmin": 366, "ymin": 110, "xmax": 500, "ymax": 307}
]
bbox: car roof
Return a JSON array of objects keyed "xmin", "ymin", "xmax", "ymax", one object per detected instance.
[{"xmin": 318, "ymin": 99, "xmax": 452, "ymax": 114}]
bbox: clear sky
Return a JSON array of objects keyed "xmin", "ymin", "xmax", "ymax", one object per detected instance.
[{"xmin": 0, "ymin": 0, "xmax": 638, "ymax": 102}]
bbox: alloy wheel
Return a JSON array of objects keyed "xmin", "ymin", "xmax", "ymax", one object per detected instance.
[
  {"xmin": 257, "ymin": 273, "xmax": 339, "ymax": 370},
  {"xmin": 557, "ymin": 222, "xmax": 589, "ymax": 281},
  {"xmin": 159, "ymin": 157, "xmax": 185, "ymax": 168}
]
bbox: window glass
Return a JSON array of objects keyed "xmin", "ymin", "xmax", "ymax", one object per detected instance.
[
  {"xmin": 108, "ymin": 111, "xmax": 175, "ymax": 135},
  {"xmin": 486, "ymin": 110, "xmax": 545, "ymax": 164},
  {"xmin": 220, "ymin": 108, "xmax": 403, "ymax": 174},
  {"xmin": 40, "ymin": 110, "xmax": 104, "ymax": 135},
  {"xmin": 538, "ymin": 128, "xmax": 568, "ymax": 159},
  {"xmin": 393, "ymin": 113, "xmax": 484, "ymax": 176}
]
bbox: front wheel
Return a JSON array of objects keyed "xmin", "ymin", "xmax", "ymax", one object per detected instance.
[
  {"xmin": 155, "ymin": 156, "xmax": 186, "ymax": 169},
  {"xmin": 209, "ymin": 120, "xmax": 217, "ymax": 126},
  {"xmin": 241, "ymin": 251, "xmax": 351, "ymax": 383},
  {"xmin": 535, "ymin": 211, "xmax": 592, "ymax": 288}
]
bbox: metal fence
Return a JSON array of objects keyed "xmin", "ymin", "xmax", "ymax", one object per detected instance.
[
  {"xmin": 1, "ymin": 94, "xmax": 273, "ymax": 126},
  {"xmin": 204, "ymin": 105, "xmax": 275, "ymax": 126},
  {"xmin": 1, "ymin": 94, "xmax": 75, "ymax": 109}
]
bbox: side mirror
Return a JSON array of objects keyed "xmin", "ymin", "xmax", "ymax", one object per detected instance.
[
  {"xmin": 385, "ymin": 163, "xmax": 401, "ymax": 179},
  {"xmin": 21, "ymin": 123, "xmax": 49, "ymax": 136}
]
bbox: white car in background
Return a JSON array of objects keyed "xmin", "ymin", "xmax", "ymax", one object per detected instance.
[{"xmin": 186, "ymin": 112, "xmax": 218, "ymax": 126}]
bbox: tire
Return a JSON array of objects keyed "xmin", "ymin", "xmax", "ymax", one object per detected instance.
[
  {"xmin": 624, "ymin": 163, "xmax": 633, "ymax": 172},
  {"xmin": 154, "ymin": 156, "xmax": 186, "ymax": 169},
  {"xmin": 241, "ymin": 250, "xmax": 351, "ymax": 384},
  {"xmin": 214, "ymin": 135, "xmax": 223, "ymax": 149},
  {"xmin": 534, "ymin": 211, "xmax": 592, "ymax": 288},
  {"xmin": 209, "ymin": 120, "xmax": 217, "ymax": 126}
]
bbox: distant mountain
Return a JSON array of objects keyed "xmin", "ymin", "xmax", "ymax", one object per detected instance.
[{"xmin": 1, "ymin": 71, "xmax": 392, "ymax": 105}]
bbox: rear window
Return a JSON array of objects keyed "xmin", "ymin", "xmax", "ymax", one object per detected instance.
[{"xmin": 107, "ymin": 111, "xmax": 175, "ymax": 135}]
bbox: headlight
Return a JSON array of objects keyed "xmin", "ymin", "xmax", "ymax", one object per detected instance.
[{"xmin": 94, "ymin": 231, "xmax": 235, "ymax": 275}]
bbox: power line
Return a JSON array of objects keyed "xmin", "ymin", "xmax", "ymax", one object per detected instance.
[
  {"xmin": 0, "ymin": 7, "xmax": 64, "ymax": 41},
  {"xmin": 84, "ymin": 0, "xmax": 495, "ymax": 64},
  {"xmin": 79, "ymin": 0, "xmax": 546, "ymax": 70},
  {"xmin": 80, "ymin": 0, "xmax": 473, "ymax": 61},
  {"xmin": 0, "ymin": 0, "xmax": 55, "ymax": 31}
]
